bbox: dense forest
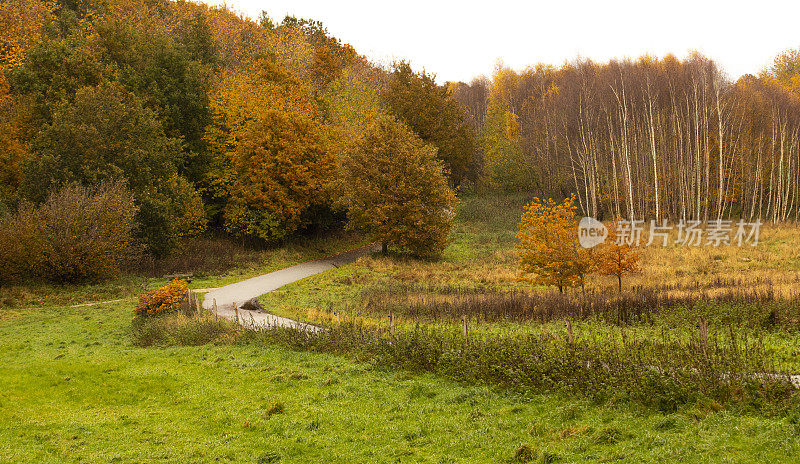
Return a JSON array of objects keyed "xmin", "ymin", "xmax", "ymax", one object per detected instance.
[
  {"xmin": 451, "ymin": 53, "xmax": 800, "ymax": 222},
  {"xmin": 3, "ymin": 0, "xmax": 800, "ymax": 283},
  {"xmin": 0, "ymin": 0, "xmax": 472, "ymax": 281}
]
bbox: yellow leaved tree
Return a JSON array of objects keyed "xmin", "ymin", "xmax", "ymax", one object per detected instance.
[
  {"xmin": 207, "ymin": 59, "xmax": 335, "ymax": 241},
  {"xmin": 517, "ymin": 195, "xmax": 593, "ymax": 293}
]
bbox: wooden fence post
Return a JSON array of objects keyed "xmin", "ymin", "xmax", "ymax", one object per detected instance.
[
  {"xmin": 698, "ymin": 317, "xmax": 708, "ymax": 358},
  {"xmin": 389, "ymin": 311, "xmax": 395, "ymax": 342},
  {"xmin": 213, "ymin": 298, "xmax": 218, "ymax": 320},
  {"xmin": 566, "ymin": 319, "xmax": 575, "ymax": 345},
  {"xmin": 233, "ymin": 301, "xmax": 239, "ymax": 324},
  {"xmin": 462, "ymin": 314, "xmax": 468, "ymax": 347}
]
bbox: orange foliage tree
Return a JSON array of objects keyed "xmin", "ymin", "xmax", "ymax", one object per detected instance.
[
  {"xmin": 223, "ymin": 109, "xmax": 335, "ymax": 241},
  {"xmin": 207, "ymin": 59, "xmax": 335, "ymax": 240},
  {"xmin": 517, "ymin": 195, "xmax": 593, "ymax": 292},
  {"xmin": 339, "ymin": 116, "xmax": 456, "ymax": 258},
  {"xmin": 594, "ymin": 221, "xmax": 641, "ymax": 292}
]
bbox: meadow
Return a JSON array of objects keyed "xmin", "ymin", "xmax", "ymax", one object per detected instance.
[
  {"xmin": 3, "ymin": 194, "xmax": 800, "ymax": 462},
  {"xmin": 3, "ymin": 300, "xmax": 800, "ymax": 463}
]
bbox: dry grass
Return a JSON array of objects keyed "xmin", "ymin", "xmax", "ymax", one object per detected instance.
[
  {"xmin": 347, "ymin": 223, "xmax": 800, "ymax": 301},
  {"xmin": 256, "ymin": 195, "xmax": 800, "ymax": 335},
  {"xmin": 612, "ymin": 225, "xmax": 800, "ymax": 297}
]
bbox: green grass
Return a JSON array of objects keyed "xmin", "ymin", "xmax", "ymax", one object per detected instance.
[
  {"xmin": 4, "ymin": 193, "xmax": 800, "ymax": 461},
  {"xmin": 2, "ymin": 301, "xmax": 800, "ymax": 463}
]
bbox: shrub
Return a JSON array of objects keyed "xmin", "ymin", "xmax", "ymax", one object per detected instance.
[
  {"xmin": 0, "ymin": 181, "xmax": 138, "ymax": 284},
  {"xmin": 131, "ymin": 311, "xmax": 236, "ymax": 347},
  {"xmin": 134, "ymin": 279, "xmax": 189, "ymax": 318}
]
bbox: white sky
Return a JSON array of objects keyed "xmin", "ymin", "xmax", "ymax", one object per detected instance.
[{"xmin": 207, "ymin": 0, "xmax": 800, "ymax": 83}]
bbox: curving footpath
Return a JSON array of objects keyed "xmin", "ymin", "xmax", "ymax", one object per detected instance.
[{"xmin": 201, "ymin": 243, "xmax": 380, "ymax": 331}]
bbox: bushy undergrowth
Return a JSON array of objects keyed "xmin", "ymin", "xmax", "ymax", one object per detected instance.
[
  {"xmin": 131, "ymin": 312, "xmax": 236, "ymax": 347},
  {"xmin": 248, "ymin": 322, "xmax": 797, "ymax": 415},
  {"xmin": 134, "ymin": 313, "xmax": 799, "ymax": 415},
  {"xmin": 0, "ymin": 181, "xmax": 138, "ymax": 284}
]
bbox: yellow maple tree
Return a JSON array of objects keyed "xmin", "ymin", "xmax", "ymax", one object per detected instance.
[{"xmin": 517, "ymin": 195, "xmax": 593, "ymax": 292}]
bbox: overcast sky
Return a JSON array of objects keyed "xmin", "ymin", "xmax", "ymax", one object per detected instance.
[{"xmin": 207, "ymin": 0, "xmax": 800, "ymax": 83}]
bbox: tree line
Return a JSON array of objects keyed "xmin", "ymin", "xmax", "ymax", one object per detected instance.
[
  {"xmin": 451, "ymin": 52, "xmax": 800, "ymax": 222},
  {"xmin": 4, "ymin": 0, "xmax": 800, "ymax": 284},
  {"xmin": 0, "ymin": 0, "xmax": 472, "ymax": 282}
]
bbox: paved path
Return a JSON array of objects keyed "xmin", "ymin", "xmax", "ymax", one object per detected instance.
[{"xmin": 202, "ymin": 243, "xmax": 380, "ymax": 331}]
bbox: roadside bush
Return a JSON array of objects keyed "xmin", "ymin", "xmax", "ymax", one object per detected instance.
[
  {"xmin": 0, "ymin": 181, "xmax": 138, "ymax": 284},
  {"xmin": 131, "ymin": 311, "xmax": 235, "ymax": 346},
  {"xmin": 134, "ymin": 279, "xmax": 189, "ymax": 317}
]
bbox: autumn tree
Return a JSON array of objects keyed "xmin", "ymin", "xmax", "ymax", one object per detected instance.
[
  {"xmin": 384, "ymin": 61, "xmax": 478, "ymax": 185},
  {"xmin": 7, "ymin": 17, "xmax": 107, "ymax": 127},
  {"xmin": 0, "ymin": 72, "xmax": 29, "ymax": 206},
  {"xmin": 339, "ymin": 116, "xmax": 456, "ymax": 258},
  {"xmin": 95, "ymin": 16, "xmax": 214, "ymax": 180},
  {"xmin": 517, "ymin": 196, "xmax": 592, "ymax": 292},
  {"xmin": 0, "ymin": 0, "xmax": 56, "ymax": 70},
  {"xmin": 206, "ymin": 56, "xmax": 335, "ymax": 239},
  {"xmin": 594, "ymin": 221, "xmax": 641, "ymax": 292},
  {"xmin": 480, "ymin": 65, "xmax": 536, "ymax": 191},
  {"xmin": 223, "ymin": 108, "xmax": 335, "ymax": 242}
]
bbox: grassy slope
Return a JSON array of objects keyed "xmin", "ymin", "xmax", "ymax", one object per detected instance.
[
  {"xmin": 3, "ymin": 194, "xmax": 800, "ymax": 462},
  {"xmin": 2, "ymin": 302, "xmax": 799, "ymax": 463},
  {"xmin": 257, "ymin": 195, "xmax": 800, "ymax": 369}
]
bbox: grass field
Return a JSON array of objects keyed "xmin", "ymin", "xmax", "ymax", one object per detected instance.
[
  {"xmin": 3, "ymin": 194, "xmax": 800, "ymax": 462},
  {"xmin": 2, "ymin": 301, "xmax": 800, "ymax": 463}
]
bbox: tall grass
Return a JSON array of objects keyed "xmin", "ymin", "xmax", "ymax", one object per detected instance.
[
  {"xmin": 359, "ymin": 284, "xmax": 800, "ymax": 329},
  {"xmin": 133, "ymin": 311, "xmax": 799, "ymax": 415},
  {"xmin": 239, "ymin": 320, "xmax": 797, "ymax": 415}
]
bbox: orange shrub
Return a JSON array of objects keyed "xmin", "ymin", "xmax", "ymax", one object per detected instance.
[{"xmin": 135, "ymin": 279, "xmax": 188, "ymax": 317}]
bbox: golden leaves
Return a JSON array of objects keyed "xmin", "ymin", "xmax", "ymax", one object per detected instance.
[
  {"xmin": 516, "ymin": 195, "xmax": 590, "ymax": 289},
  {"xmin": 135, "ymin": 279, "xmax": 189, "ymax": 317}
]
